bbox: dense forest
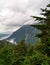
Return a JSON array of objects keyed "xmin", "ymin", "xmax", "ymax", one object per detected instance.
[{"xmin": 0, "ymin": 4, "xmax": 50, "ymax": 65}]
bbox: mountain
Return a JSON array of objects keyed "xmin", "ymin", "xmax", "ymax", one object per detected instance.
[
  {"xmin": 0, "ymin": 34, "xmax": 9, "ymax": 40},
  {"xmin": 6, "ymin": 25, "xmax": 40, "ymax": 44}
]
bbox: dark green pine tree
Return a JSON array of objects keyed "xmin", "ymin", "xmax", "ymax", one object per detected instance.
[{"xmin": 32, "ymin": 4, "xmax": 50, "ymax": 56}]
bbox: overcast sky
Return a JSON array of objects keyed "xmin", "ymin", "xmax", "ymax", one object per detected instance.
[{"xmin": 0, "ymin": 0, "xmax": 50, "ymax": 34}]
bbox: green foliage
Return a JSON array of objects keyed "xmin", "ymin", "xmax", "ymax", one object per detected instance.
[
  {"xmin": 0, "ymin": 41, "xmax": 16, "ymax": 65},
  {"xmin": 32, "ymin": 3, "xmax": 50, "ymax": 57},
  {"xmin": 0, "ymin": 39, "xmax": 50, "ymax": 65},
  {"xmin": 14, "ymin": 40, "xmax": 27, "ymax": 57}
]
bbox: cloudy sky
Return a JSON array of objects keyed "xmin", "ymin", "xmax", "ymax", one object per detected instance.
[{"xmin": 0, "ymin": 0, "xmax": 50, "ymax": 34}]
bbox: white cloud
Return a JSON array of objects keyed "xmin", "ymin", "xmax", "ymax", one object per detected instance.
[{"xmin": 0, "ymin": 0, "xmax": 50, "ymax": 33}]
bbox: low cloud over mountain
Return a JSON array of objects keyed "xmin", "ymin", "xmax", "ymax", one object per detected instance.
[{"xmin": 0, "ymin": 0, "xmax": 50, "ymax": 34}]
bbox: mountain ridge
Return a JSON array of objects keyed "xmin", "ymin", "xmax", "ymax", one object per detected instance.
[{"xmin": 6, "ymin": 25, "xmax": 40, "ymax": 44}]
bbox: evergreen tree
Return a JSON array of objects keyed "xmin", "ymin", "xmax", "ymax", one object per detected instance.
[{"xmin": 32, "ymin": 4, "xmax": 50, "ymax": 56}]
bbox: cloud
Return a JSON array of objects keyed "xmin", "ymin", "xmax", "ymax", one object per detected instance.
[{"xmin": 0, "ymin": 0, "xmax": 50, "ymax": 33}]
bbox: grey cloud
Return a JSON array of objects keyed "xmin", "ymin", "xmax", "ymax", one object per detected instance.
[{"xmin": 0, "ymin": 0, "xmax": 50, "ymax": 33}]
